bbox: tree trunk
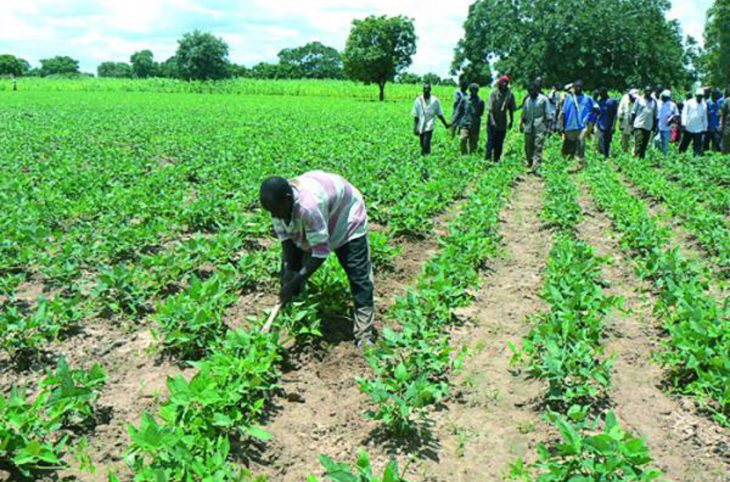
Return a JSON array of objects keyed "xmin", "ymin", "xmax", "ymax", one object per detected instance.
[{"xmin": 378, "ymin": 82, "xmax": 385, "ymax": 101}]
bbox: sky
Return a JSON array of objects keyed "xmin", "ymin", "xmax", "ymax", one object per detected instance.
[{"xmin": 0, "ymin": 0, "xmax": 712, "ymax": 77}]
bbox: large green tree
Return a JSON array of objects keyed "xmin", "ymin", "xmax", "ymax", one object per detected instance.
[
  {"xmin": 453, "ymin": 0, "xmax": 690, "ymax": 90},
  {"xmin": 175, "ymin": 31, "xmax": 230, "ymax": 81},
  {"xmin": 97, "ymin": 61, "xmax": 133, "ymax": 78},
  {"xmin": 130, "ymin": 50, "xmax": 157, "ymax": 78},
  {"xmin": 343, "ymin": 15, "xmax": 417, "ymax": 101},
  {"xmin": 0, "ymin": 54, "xmax": 24, "ymax": 76},
  {"xmin": 701, "ymin": 0, "xmax": 730, "ymax": 86},
  {"xmin": 39, "ymin": 56, "xmax": 80, "ymax": 76},
  {"xmin": 277, "ymin": 41, "xmax": 343, "ymax": 79}
]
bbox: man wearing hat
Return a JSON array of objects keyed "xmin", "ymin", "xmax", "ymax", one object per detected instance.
[
  {"xmin": 618, "ymin": 88, "xmax": 638, "ymax": 153},
  {"xmin": 680, "ymin": 88, "xmax": 708, "ymax": 156},
  {"xmin": 486, "ymin": 75, "xmax": 516, "ymax": 162},
  {"xmin": 656, "ymin": 89, "xmax": 679, "ymax": 155}
]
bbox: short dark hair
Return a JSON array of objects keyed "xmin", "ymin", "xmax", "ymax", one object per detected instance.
[
  {"xmin": 260, "ymin": 176, "xmax": 292, "ymax": 211},
  {"xmin": 574, "ymin": 80, "xmax": 583, "ymax": 88},
  {"xmin": 600, "ymin": 86, "xmax": 608, "ymax": 97}
]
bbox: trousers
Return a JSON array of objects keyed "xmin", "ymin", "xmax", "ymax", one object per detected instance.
[
  {"xmin": 679, "ymin": 132, "xmax": 703, "ymax": 156},
  {"xmin": 524, "ymin": 131, "xmax": 545, "ymax": 169},
  {"xmin": 286, "ymin": 236, "xmax": 375, "ymax": 341},
  {"xmin": 486, "ymin": 124, "xmax": 507, "ymax": 162}
]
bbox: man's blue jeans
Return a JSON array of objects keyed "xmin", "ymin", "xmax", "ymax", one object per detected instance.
[{"xmin": 658, "ymin": 130, "xmax": 671, "ymax": 155}]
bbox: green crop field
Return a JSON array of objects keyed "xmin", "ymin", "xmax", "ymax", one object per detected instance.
[{"xmin": 0, "ymin": 79, "xmax": 728, "ymax": 482}]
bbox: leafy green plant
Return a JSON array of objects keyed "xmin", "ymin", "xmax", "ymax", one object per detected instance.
[
  {"xmin": 153, "ymin": 273, "xmax": 236, "ymax": 359},
  {"xmin": 310, "ymin": 450, "xmax": 408, "ymax": 482},
  {"xmin": 507, "ymin": 411, "xmax": 662, "ymax": 481},
  {"xmin": 40, "ymin": 357, "xmax": 108, "ymax": 427}
]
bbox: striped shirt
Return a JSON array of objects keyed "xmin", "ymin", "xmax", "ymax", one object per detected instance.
[{"xmin": 272, "ymin": 171, "xmax": 368, "ymax": 258}]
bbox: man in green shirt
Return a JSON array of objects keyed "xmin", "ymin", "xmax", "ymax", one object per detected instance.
[
  {"xmin": 520, "ymin": 82, "xmax": 549, "ymax": 174},
  {"xmin": 454, "ymin": 83, "xmax": 485, "ymax": 155}
]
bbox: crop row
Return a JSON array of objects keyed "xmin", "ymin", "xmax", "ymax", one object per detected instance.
[
  {"xmin": 508, "ymin": 149, "xmax": 661, "ymax": 481},
  {"xmin": 1, "ymin": 358, "xmax": 107, "ymax": 477},
  {"xmin": 655, "ymin": 151, "xmax": 729, "ymax": 190},
  {"xmin": 584, "ymin": 157, "xmax": 729, "ymax": 426},
  {"xmin": 651, "ymin": 153, "xmax": 729, "ymax": 215},
  {"xmin": 357, "ymin": 149, "xmax": 522, "ymax": 439},
  {"xmin": 613, "ymin": 153, "xmax": 729, "ymax": 274}
]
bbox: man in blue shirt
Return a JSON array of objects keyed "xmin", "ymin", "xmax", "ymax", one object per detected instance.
[
  {"xmin": 559, "ymin": 80, "xmax": 596, "ymax": 167},
  {"xmin": 706, "ymin": 89, "xmax": 723, "ymax": 152},
  {"xmin": 595, "ymin": 87, "xmax": 619, "ymax": 157}
]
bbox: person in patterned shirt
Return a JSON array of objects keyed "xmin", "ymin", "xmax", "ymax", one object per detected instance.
[{"xmin": 259, "ymin": 171, "xmax": 375, "ymax": 348}]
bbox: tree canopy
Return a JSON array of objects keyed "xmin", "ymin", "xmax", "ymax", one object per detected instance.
[
  {"xmin": 175, "ymin": 31, "xmax": 230, "ymax": 81},
  {"xmin": 453, "ymin": 0, "xmax": 690, "ymax": 91},
  {"xmin": 701, "ymin": 0, "xmax": 730, "ymax": 87},
  {"xmin": 98, "ymin": 61, "xmax": 133, "ymax": 78},
  {"xmin": 343, "ymin": 15, "xmax": 417, "ymax": 101},
  {"xmin": 278, "ymin": 42, "xmax": 343, "ymax": 79},
  {"xmin": 0, "ymin": 54, "xmax": 26, "ymax": 76},
  {"xmin": 39, "ymin": 56, "xmax": 80, "ymax": 77},
  {"xmin": 130, "ymin": 50, "xmax": 157, "ymax": 78}
]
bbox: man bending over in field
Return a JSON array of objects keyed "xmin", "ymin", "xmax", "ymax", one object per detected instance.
[{"xmin": 260, "ymin": 171, "xmax": 375, "ymax": 349}]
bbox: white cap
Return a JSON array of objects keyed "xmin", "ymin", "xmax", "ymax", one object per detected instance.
[
  {"xmin": 629, "ymin": 89, "xmax": 639, "ymax": 96},
  {"xmin": 696, "ymin": 88, "xmax": 705, "ymax": 96},
  {"xmin": 661, "ymin": 89, "xmax": 671, "ymax": 98}
]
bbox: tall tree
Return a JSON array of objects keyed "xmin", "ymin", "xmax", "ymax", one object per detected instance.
[
  {"xmin": 343, "ymin": 15, "xmax": 417, "ymax": 101},
  {"xmin": 0, "ymin": 54, "xmax": 24, "ymax": 76},
  {"xmin": 39, "ymin": 56, "xmax": 80, "ymax": 76},
  {"xmin": 701, "ymin": 0, "xmax": 730, "ymax": 86},
  {"xmin": 130, "ymin": 50, "xmax": 157, "ymax": 78},
  {"xmin": 175, "ymin": 31, "xmax": 230, "ymax": 81},
  {"xmin": 277, "ymin": 42, "xmax": 343, "ymax": 79},
  {"xmin": 453, "ymin": 0, "xmax": 690, "ymax": 90},
  {"xmin": 158, "ymin": 56, "xmax": 178, "ymax": 79},
  {"xmin": 98, "ymin": 61, "xmax": 133, "ymax": 78}
]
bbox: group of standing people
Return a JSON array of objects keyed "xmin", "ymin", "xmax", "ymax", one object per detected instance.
[
  {"xmin": 412, "ymin": 78, "xmax": 730, "ymax": 173},
  {"xmin": 412, "ymin": 77, "xmax": 519, "ymax": 164}
]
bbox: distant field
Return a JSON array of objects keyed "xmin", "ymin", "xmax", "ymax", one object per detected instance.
[{"xmin": 0, "ymin": 76, "xmax": 458, "ymax": 100}]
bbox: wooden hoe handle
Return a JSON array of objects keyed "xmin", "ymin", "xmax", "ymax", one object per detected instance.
[{"xmin": 261, "ymin": 302, "xmax": 282, "ymax": 334}]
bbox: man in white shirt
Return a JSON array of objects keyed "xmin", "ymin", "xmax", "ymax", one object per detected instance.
[
  {"xmin": 617, "ymin": 89, "xmax": 638, "ymax": 153},
  {"xmin": 680, "ymin": 88, "xmax": 708, "ymax": 157},
  {"xmin": 656, "ymin": 90, "xmax": 679, "ymax": 155},
  {"xmin": 412, "ymin": 83, "xmax": 450, "ymax": 156},
  {"xmin": 631, "ymin": 85, "xmax": 658, "ymax": 159}
]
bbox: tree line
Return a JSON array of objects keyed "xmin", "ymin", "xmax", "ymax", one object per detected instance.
[
  {"xmin": 0, "ymin": 0, "xmax": 727, "ymax": 99},
  {"xmin": 452, "ymin": 0, "xmax": 728, "ymax": 91}
]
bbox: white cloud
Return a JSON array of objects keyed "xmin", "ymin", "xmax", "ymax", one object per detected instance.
[
  {"xmin": 0, "ymin": 0, "xmax": 713, "ymax": 76},
  {"xmin": 668, "ymin": 0, "xmax": 710, "ymax": 45}
]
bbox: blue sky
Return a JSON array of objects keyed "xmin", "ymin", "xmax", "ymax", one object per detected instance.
[{"xmin": 0, "ymin": 0, "xmax": 712, "ymax": 77}]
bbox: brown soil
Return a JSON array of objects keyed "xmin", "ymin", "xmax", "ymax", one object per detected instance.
[
  {"xmin": 576, "ymin": 179, "xmax": 729, "ymax": 481},
  {"xmin": 410, "ymin": 174, "xmax": 553, "ymax": 481}
]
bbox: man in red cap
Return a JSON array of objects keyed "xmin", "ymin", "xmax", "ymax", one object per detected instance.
[{"xmin": 486, "ymin": 75, "xmax": 516, "ymax": 162}]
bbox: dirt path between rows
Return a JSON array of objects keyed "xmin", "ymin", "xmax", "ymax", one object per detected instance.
[
  {"xmin": 406, "ymin": 174, "xmax": 552, "ymax": 481},
  {"xmin": 576, "ymin": 179, "xmax": 729, "ymax": 481}
]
